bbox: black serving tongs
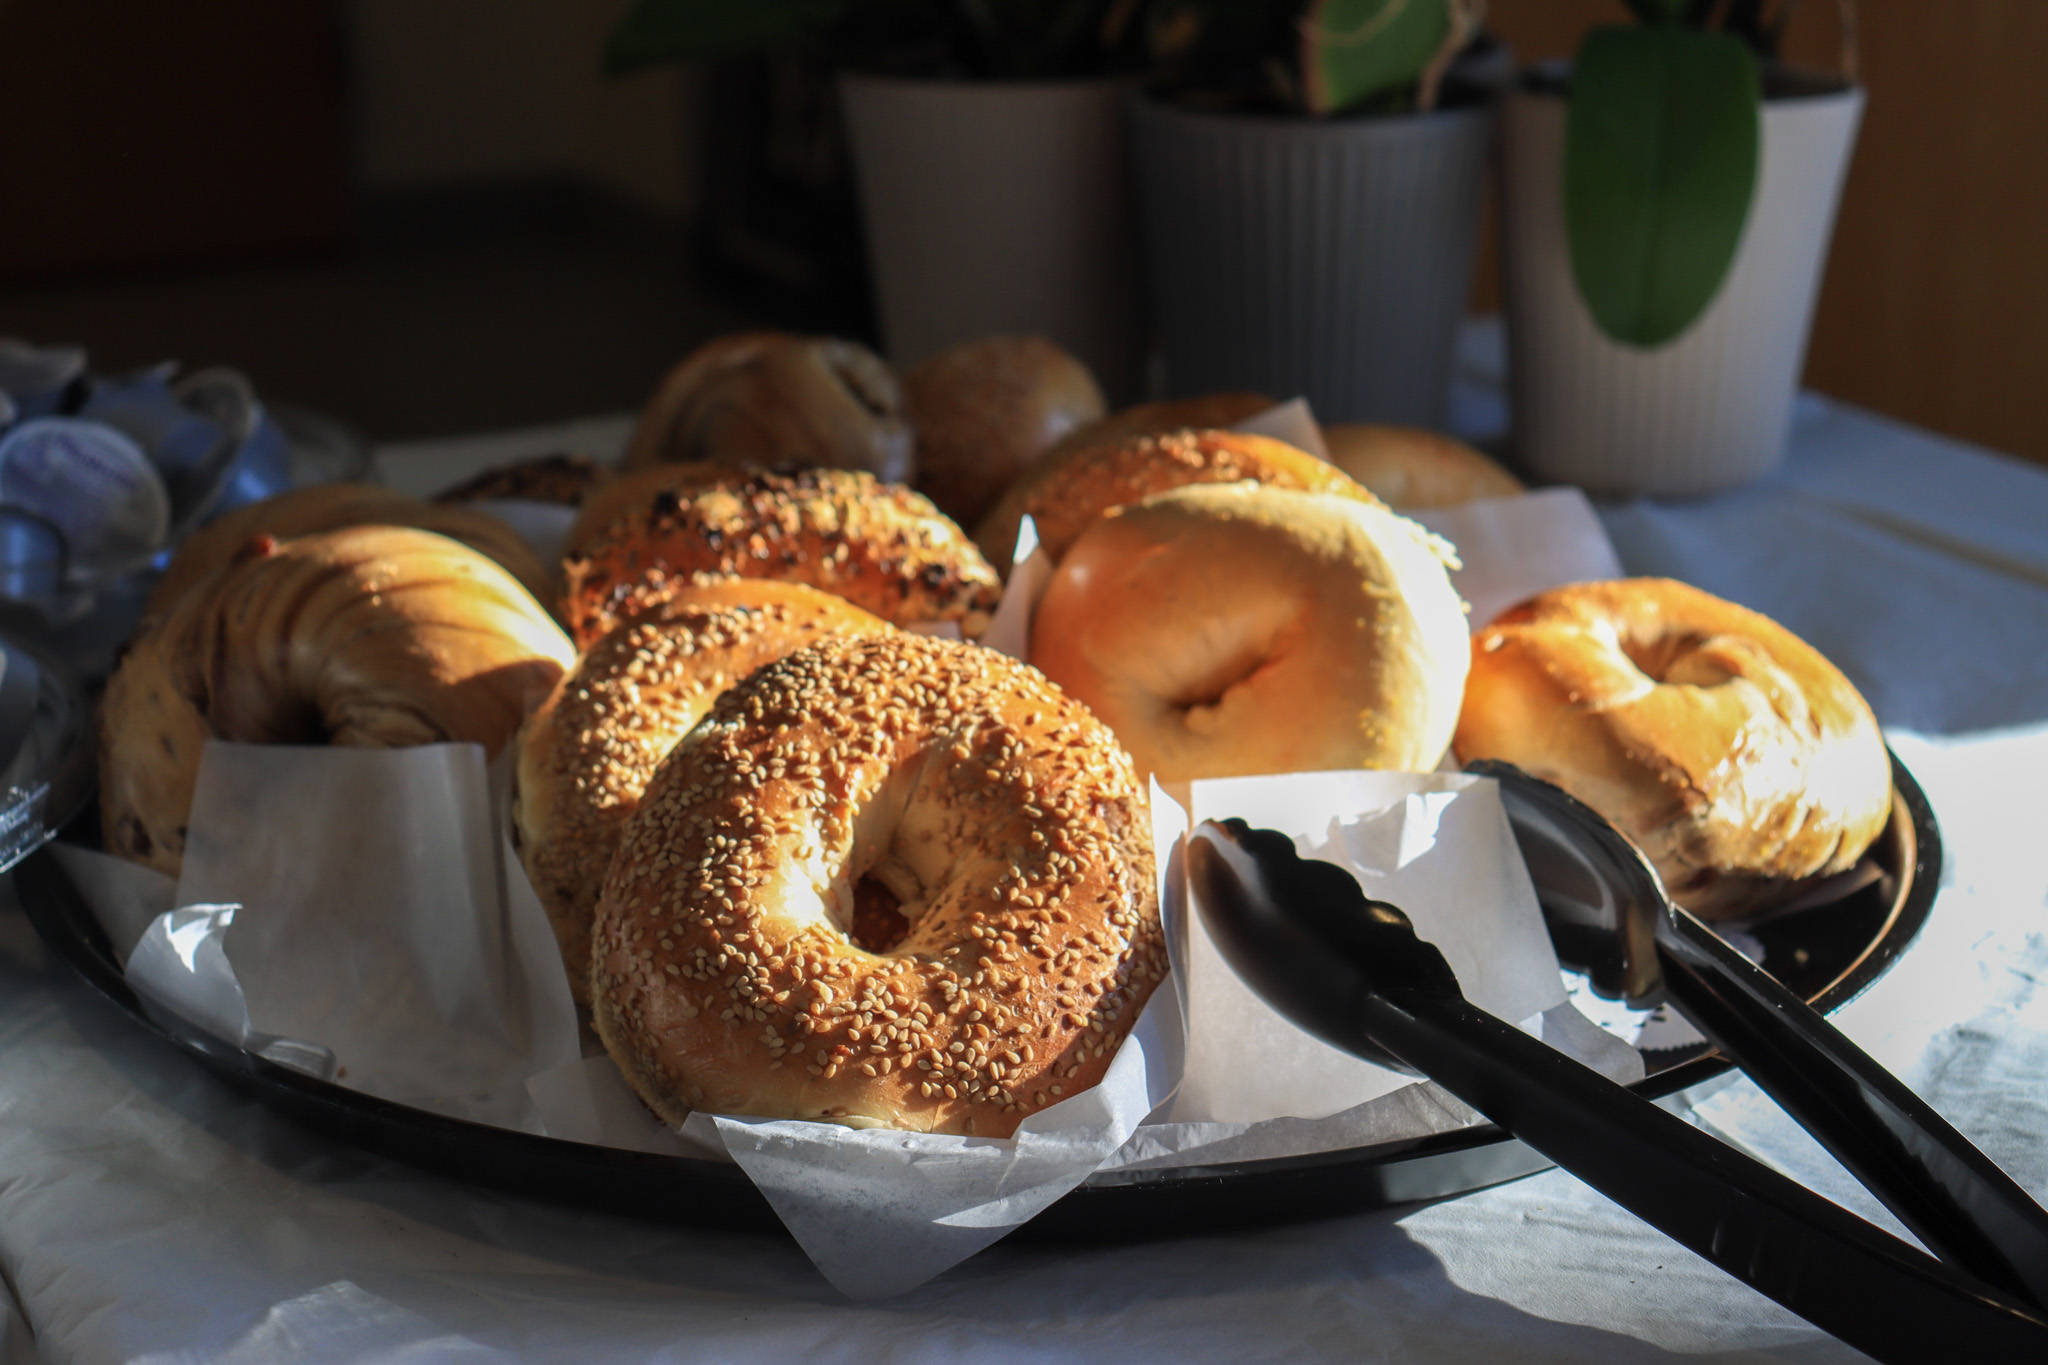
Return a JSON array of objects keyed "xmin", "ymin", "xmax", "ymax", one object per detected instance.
[
  {"xmin": 1186, "ymin": 814, "xmax": 2048, "ymax": 1364},
  {"xmin": 1467, "ymin": 758, "xmax": 2048, "ymax": 1315}
]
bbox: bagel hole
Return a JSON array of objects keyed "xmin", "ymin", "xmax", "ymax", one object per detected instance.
[
  {"xmin": 1168, "ymin": 645, "xmax": 1267, "ymax": 715},
  {"xmin": 849, "ymin": 876, "xmax": 911, "ymax": 953},
  {"xmin": 1621, "ymin": 631, "xmax": 1705, "ymax": 684}
]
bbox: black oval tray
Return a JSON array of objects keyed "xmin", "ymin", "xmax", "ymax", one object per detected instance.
[{"xmin": 16, "ymin": 753, "xmax": 1940, "ymax": 1244}]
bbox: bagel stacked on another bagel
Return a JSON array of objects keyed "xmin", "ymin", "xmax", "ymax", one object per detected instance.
[
  {"xmin": 102, "ymin": 525, "xmax": 575, "ymax": 877},
  {"xmin": 560, "ymin": 464, "xmax": 1001, "ymax": 649},
  {"xmin": 514, "ymin": 579, "xmax": 893, "ymax": 1001},
  {"xmin": 973, "ymin": 427, "xmax": 1381, "ymax": 572},
  {"xmin": 1454, "ymin": 579, "xmax": 1893, "ymax": 919},
  {"xmin": 592, "ymin": 631, "xmax": 1165, "ymax": 1137},
  {"xmin": 1030, "ymin": 481, "xmax": 1470, "ymax": 784}
]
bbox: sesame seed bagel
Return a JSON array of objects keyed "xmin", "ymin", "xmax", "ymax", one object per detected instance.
[
  {"xmin": 102, "ymin": 525, "xmax": 575, "ymax": 877},
  {"xmin": 622, "ymin": 330, "xmax": 913, "ymax": 483},
  {"xmin": 592, "ymin": 632, "xmax": 1166, "ymax": 1137},
  {"xmin": 514, "ymin": 579, "xmax": 893, "ymax": 1002},
  {"xmin": 143, "ymin": 482, "xmax": 555, "ymax": 622},
  {"xmin": 1453, "ymin": 579, "xmax": 1893, "ymax": 920},
  {"xmin": 973, "ymin": 427, "xmax": 1381, "ymax": 573},
  {"xmin": 560, "ymin": 464, "xmax": 1002, "ymax": 649},
  {"xmin": 1030, "ymin": 481, "xmax": 1470, "ymax": 784}
]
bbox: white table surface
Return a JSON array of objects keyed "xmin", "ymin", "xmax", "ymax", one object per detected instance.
[{"xmin": 4, "ymin": 356, "xmax": 2048, "ymax": 1363}]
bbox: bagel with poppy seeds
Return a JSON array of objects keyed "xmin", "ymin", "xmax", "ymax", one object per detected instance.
[{"xmin": 559, "ymin": 464, "xmax": 1001, "ymax": 649}]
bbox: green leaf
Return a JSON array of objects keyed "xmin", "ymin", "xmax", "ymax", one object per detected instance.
[
  {"xmin": 1301, "ymin": 0, "xmax": 1451, "ymax": 116},
  {"xmin": 1564, "ymin": 25, "xmax": 1760, "ymax": 347},
  {"xmin": 603, "ymin": 0, "xmax": 849, "ymax": 75}
]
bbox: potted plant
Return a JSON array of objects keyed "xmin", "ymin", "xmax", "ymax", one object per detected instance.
[
  {"xmin": 607, "ymin": 0, "xmax": 1151, "ymax": 401},
  {"xmin": 1128, "ymin": 0, "xmax": 1495, "ymax": 425},
  {"xmin": 1499, "ymin": 0, "xmax": 1863, "ymax": 496}
]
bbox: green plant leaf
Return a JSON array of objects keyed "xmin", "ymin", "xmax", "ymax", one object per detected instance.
[
  {"xmin": 1301, "ymin": 0, "xmax": 1451, "ymax": 115},
  {"xmin": 1564, "ymin": 25, "xmax": 1760, "ymax": 347},
  {"xmin": 603, "ymin": 0, "xmax": 850, "ymax": 75}
]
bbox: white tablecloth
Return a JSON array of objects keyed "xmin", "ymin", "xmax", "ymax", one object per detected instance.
[{"xmin": 4, "ymin": 346, "xmax": 2047, "ymax": 1363}]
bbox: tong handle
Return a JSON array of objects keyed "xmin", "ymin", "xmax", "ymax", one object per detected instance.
[
  {"xmin": 1362, "ymin": 987, "xmax": 2048, "ymax": 1364},
  {"xmin": 1656, "ymin": 906, "xmax": 2048, "ymax": 1311}
]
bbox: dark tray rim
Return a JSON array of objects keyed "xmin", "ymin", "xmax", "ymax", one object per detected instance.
[{"xmin": 15, "ymin": 752, "xmax": 1941, "ymax": 1244}]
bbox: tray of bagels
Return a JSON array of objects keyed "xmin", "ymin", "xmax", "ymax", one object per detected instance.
[{"xmin": 19, "ymin": 330, "xmax": 1938, "ymax": 1278}]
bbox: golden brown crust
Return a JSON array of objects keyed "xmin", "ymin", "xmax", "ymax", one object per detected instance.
[
  {"xmin": 102, "ymin": 526, "xmax": 575, "ymax": 877},
  {"xmin": 1042, "ymin": 392, "xmax": 1276, "ymax": 463},
  {"xmin": 432, "ymin": 452, "xmax": 608, "ymax": 507},
  {"xmin": 1453, "ymin": 579, "xmax": 1894, "ymax": 919},
  {"xmin": 904, "ymin": 335, "xmax": 1105, "ymax": 528},
  {"xmin": 560, "ymin": 465, "xmax": 1002, "ymax": 649},
  {"xmin": 1319, "ymin": 425, "xmax": 1525, "ymax": 509},
  {"xmin": 561, "ymin": 463, "xmax": 746, "ymax": 565},
  {"xmin": 144, "ymin": 483, "xmax": 555, "ymax": 621},
  {"xmin": 1030, "ymin": 482, "xmax": 1470, "ymax": 784},
  {"xmin": 622, "ymin": 331, "xmax": 913, "ymax": 482},
  {"xmin": 974, "ymin": 426, "xmax": 1383, "ymax": 572},
  {"xmin": 514, "ymin": 580, "xmax": 892, "ymax": 1002},
  {"xmin": 591, "ymin": 632, "xmax": 1166, "ymax": 1137}
]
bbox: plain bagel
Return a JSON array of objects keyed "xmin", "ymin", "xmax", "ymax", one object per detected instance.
[
  {"xmin": 1453, "ymin": 578, "xmax": 1894, "ymax": 919},
  {"xmin": 1029, "ymin": 481, "xmax": 1470, "ymax": 784}
]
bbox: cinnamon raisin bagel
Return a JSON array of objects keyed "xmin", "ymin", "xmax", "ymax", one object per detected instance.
[
  {"xmin": 622, "ymin": 331, "xmax": 913, "ymax": 483},
  {"xmin": 1030, "ymin": 481, "xmax": 1469, "ymax": 784},
  {"xmin": 560, "ymin": 464, "xmax": 1001, "ymax": 649},
  {"xmin": 903, "ymin": 334, "xmax": 1105, "ymax": 528},
  {"xmin": 514, "ymin": 579, "xmax": 892, "ymax": 1001},
  {"xmin": 592, "ymin": 631, "xmax": 1166, "ymax": 1137},
  {"xmin": 102, "ymin": 526, "xmax": 575, "ymax": 877},
  {"xmin": 973, "ymin": 427, "xmax": 1380, "ymax": 573},
  {"xmin": 1453, "ymin": 579, "xmax": 1893, "ymax": 919},
  {"xmin": 144, "ymin": 483, "xmax": 555, "ymax": 620}
]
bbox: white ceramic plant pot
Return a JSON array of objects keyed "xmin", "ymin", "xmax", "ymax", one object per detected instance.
[
  {"xmin": 1500, "ymin": 82, "xmax": 1864, "ymax": 498},
  {"xmin": 1130, "ymin": 98, "xmax": 1493, "ymax": 426},
  {"xmin": 838, "ymin": 73, "xmax": 1144, "ymax": 402}
]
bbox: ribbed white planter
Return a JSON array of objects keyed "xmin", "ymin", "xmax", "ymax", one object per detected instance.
[
  {"xmin": 1500, "ymin": 82, "xmax": 1864, "ymax": 498},
  {"xmin": 839, "ymin": 73, "xmax": 1144, "ymax": 402},
  {"xmin": 1130, "ymin": 98, "xmax": 1493, "ymax": 426}
]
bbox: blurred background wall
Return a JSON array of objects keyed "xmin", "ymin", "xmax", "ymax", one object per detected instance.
[{"xmin": 0, "ymin": 0, "xmax": 2038, "ymax": 468}]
